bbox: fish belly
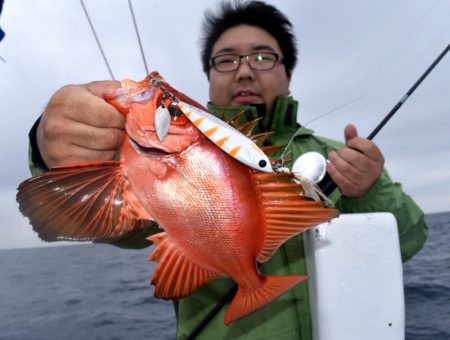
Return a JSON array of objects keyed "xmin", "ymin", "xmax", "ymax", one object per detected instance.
[{"xmin": 124, "ymin": 140, "xmax": 265, "ymax": 277}]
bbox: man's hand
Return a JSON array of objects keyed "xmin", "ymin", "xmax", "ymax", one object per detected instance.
[
  {"xmin": 36, "ymin": 80, "xmax": 125, "ymax": 168},
  {"xmin": 327, "ymin": 124, "xmax": 384, "ymax": 198}
]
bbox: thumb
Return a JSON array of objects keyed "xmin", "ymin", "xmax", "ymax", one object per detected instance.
[
  {"xmin": 86, "ymin": 80, "xmax": 122, "ymax": 98},
  {"xmin": 344, "ymin": 124, "xmax": 358, "ymax": 144}
]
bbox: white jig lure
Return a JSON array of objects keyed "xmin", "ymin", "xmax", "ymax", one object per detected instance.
[{"xmin": 178, "ymin": 101, "xmax": 273, "ymax": 173}]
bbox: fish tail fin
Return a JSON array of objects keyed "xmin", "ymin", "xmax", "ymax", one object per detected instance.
[{"xmin": 224, "ymin": 275, "xmax": 307, "ymax": 325}]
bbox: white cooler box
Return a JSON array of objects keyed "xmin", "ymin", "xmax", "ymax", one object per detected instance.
[{"xmin": 304, "ymin": 213, "xmax": 405, "ymax": 340}]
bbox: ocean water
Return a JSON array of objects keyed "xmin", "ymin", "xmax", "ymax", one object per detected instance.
[
  {"xmin": 0, "ymin": 245, "xmax": 176, "ymax": 340},
  {"xmin": 0, "ymin": 212, "xmax": 448, "ymax": 340},
  {"xmin": 403, "ymin": 212, "xmax": 450, "ymax": 340}
]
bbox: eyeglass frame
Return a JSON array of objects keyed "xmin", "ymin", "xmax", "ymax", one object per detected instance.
[{"xmin": 209, "ymin": 51, "xmax": 284, "ymax": 73}]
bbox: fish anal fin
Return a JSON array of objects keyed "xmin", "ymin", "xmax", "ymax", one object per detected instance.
[
  {"xmin": 17, "ymin": 161, "xmax": 153, "ymax": 242},
  {"xmin": 148, "ymin": 233, "xmax": 221, "ymax": 299},
  {"xmin": 255, "ymin": 172, "xmax": 338, "ymax": 263},
  {"xmin": 224, "ymin": 275, "xmax": 307, "ymax": 325}
]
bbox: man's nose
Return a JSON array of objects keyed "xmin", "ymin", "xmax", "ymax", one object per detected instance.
[{"xmin": 235, "ymin": 57, "xmax": 255, "ymax": 80}]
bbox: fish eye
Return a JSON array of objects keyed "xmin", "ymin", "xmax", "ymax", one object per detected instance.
[
  {"xmin": 171, "ymin": 113, "xmax": 188, "ymax": 125},
  {"xmin": 166, "ymin": 101, "xmax": 188, "ymax": 125},
  {"xmin": 168, "ymin": 102, "xmax": 183, "ymax": 117}
]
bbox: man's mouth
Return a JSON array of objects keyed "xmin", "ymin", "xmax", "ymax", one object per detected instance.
[{"xmin": 232, "ymin": 90, "xmax": 262, "ymax": 104}]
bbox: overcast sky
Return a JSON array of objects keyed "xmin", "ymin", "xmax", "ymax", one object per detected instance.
[{"xmin": 0, "ymin": 0, "xmax": 449, "ymax": 250}]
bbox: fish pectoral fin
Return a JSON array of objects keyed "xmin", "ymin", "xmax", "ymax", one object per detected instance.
[
  {"xmin": 148, "ymin": 232, "xmax": 221, "ymax": 299},
  {"xmin": 224, "ymin": 275, "xmax": 307, "ymax": 325},
  {"xmin": 254, "ymin": 172, "xmax": 338, "ymax": 263},
  {"xmin": 17, "ymin": 161, "xmax": 154, "ymax": 242}
]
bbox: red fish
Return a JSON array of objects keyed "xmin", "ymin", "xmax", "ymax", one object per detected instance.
[{"xmin": 17, "ymin": 72, "xmax": 338, "ymax": 324}]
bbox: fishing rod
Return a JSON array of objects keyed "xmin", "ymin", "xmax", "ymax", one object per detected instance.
[
  {"xmin": 184, "ymin": 41, "xmax": 450, "ymax": 340},
  {"xmin": 319, "ymin": 41, "xmax": 450, "ymax": 195}
]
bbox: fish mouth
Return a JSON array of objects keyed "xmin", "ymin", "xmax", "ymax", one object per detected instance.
[{"xmin": 129, "ymin": 138, "xmax": 174, "ymax": 156}]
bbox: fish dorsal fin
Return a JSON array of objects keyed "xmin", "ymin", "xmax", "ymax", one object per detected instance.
[
  {"xmin": 17, "ymin": 161, "xmax": 154, "ymax": 242},
  {"xmin": 253, "ymin": 172, "xmax": 338, "ymax": 263},
  {"xmin": 226, "ymin": 116, "xmax": 282, "ymax": 158},
  {"xmin": 225, "ymin": 110, "xmax": 246, "ymax": 128},
  {"xmin": 219, "ymin": 110, "xmax": 226, "ymax": 121},
  {"xmin": 148, "ymin": 232, "xmax": 221, "ymax": 299},
  {"xmin": 237, "ymin": 117, "xmax": 263, "ymax": 136},
  {"xmin": 260, "ymin": 144, "xmax": 284, "ymax": 158},
  {"xmin": 251, "ymin": 131, "xmax": 273, "ymax": 147}
]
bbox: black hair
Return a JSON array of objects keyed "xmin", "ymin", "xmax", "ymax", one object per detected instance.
[{"xmin": 200, "ymin": 0, "xmax": 298, "ymax": 78}]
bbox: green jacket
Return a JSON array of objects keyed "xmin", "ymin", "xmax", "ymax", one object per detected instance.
[{"xmin": 28, "ymin": 96, "xmax": 428, "ymax": 340}]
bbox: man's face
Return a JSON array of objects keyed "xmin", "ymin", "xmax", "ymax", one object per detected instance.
[{"xmin": 208, "ymin": 24, "xmax": 291, "ymax": 114}]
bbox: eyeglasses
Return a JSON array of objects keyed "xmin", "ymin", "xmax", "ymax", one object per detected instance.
[{"xmin": 210, "ymin": 52, "xmax": 283, "ymax": 72}]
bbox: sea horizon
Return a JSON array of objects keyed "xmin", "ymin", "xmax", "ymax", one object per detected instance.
[{"xmin": 2, "ymin": 210, "xmax": 448, "ymax": 252}]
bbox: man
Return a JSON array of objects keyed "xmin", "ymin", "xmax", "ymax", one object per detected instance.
[{"xmin": 29, "ymin": 1, "xmax": 427, "ymax": 339}]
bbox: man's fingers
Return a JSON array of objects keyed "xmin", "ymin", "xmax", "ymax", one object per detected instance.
[
  {"xmin": 86, "ymin": 80, "xmax": 122, "ymax": 98},
  {"xmin": 345, "ymin": 137, "xmax": 383, "ymax": 162},
  {"xmin": 69, "ymin": 123, "xmax": 125, "ymax": 151},
  {"xmin": 57, "ymin": 83, "xmax": 125, "ymax": 129},
  {"xmin": 344, "ymin": 124, "xmax": 358, "ymax": 142},
  {"xmin": 46, "ymin": 147, "xmax": 118, "ymax": 168},
  {"xmin": 328, "ymin": 124, "xmax": 386, "ymax": 198},
  {"xmin": 333, "ymin": 147, "xmax": 372, "ymax": 174},
  {"xmin": 74, "ymin": 98, "xmax": 125, "ymax": 129},
  {"xmin": 36, "ymin": 81, "xmax": 126, "ymax": 168},
  {"xmin": 326, "ymin": 160, "xmax": 360, "ymax": 197},
  {"xmin": 328, "ymin": 151, "xmax": 362, "ymax": 185}
]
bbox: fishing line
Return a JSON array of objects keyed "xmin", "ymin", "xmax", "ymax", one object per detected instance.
[
  {"xmin": 327, "ymin": 0, "xmax": 446, "ymax": 124},
  {"xmin": 282, "ymin": 1, "xmax": 448, "ymax": 161},
  {"xmin": 319, "ymin": 41, "xmax": 450, "ymax": 195},
  {"xmin": 79, "ymin": 0, "xmax": 115, "ymax": 80},
  {"xmin": 80, "ymin": 0, "xmax": 149, "ymax": 79},
  {"xmin": 278, "ymin": 91, "xmax": 369, "ymax": 161},
  {"xmin": 128, "ymin": 0, "xmax": 149, "ymax": 75},
  {"xmin": 353, "ymin": 18, "xmax": 450, "ymax": 123}
]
